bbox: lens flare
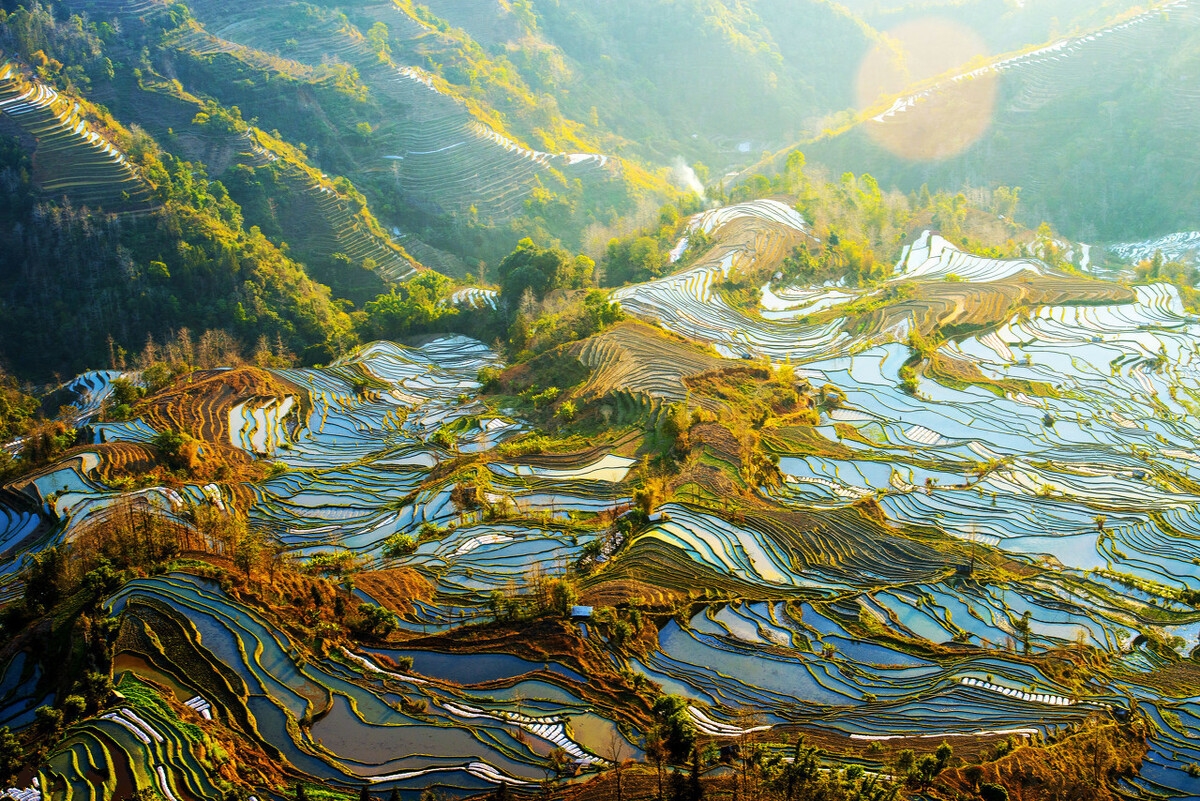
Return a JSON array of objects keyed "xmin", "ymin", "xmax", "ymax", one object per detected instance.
[{"xmin": 856, "ymin": 18, "xmax": 997, "ymax": 161}]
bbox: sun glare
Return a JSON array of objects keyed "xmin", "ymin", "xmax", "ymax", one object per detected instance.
[{"xmin": 856, "ymin": 17, "xmax": 998, "ymax": 161}]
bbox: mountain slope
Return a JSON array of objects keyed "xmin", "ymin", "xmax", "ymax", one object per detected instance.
[{"xmin": 801, "ymin": 0, "xmax": 1200, "ymax": 242}]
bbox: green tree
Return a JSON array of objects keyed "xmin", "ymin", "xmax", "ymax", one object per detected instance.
[
  {"xmin": 651, "ymin": 695, "xmax": 697, "ymax": 764},
  {"xmin": 555, "ymin": 400, "xmax": 577, "ymax": 422},
  {"xmin": 548, "ymin": 577, "xmax": 577, "ymax": 616},
  {"xmin": 581, "ymin": 290, "xmax": 624, "ymax": 334},
  {"xmin": 0, "ymin": 369, "xmax": 37, "ymax": 443},
  {"xmin": 383, "ymin": 532, "xmax": 417, "ymax": 558},
  {"xmin": 498, "ymin": 238, "xmax": 573, "ymax": 307},
  {"xmin": 359, "ymin": 272, "xmax": 457, "ymax": 341},
  {"xmin": 935, "ymin": 741, "xmax": 952, "ymax": 770},
  {"xmin": 0, "ymin": 727, "xmax": 22, "ymax": 785},
  {"xmin": 23, "ymin": 546, "xmax": 67, "ymax": 614},
  {"xmin": 153, "ymin": 429, "xmax": 200, "ymax": 472},
  {"xmin": 604, "ymin": 235, "xmax": 664, "ymax": 285},
  {"xmin": 367, "ymin": 21, "xmax": 390, "ymax": 61},
  {"xmin": 352, "ymin": 603, "xmax": 397, "ymax": 639}
]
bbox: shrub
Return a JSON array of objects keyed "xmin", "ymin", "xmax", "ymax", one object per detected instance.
[
  {"xmin": 152, "ymin": 429, "xmax": 200, "ymax": 472},
  {"xmin": 34, "ymin": 705, "xmax": 62, "ymax": 731},
  {"xmin": 430, "ymin": 426, "xmax": 458, "ymax": 450},
  {"xmin": 382, "ymin": 533, "xmax": 417, "ymax": 558},
  {"xmin": 351, "ymin": 603, "xmax": 397, "ymax": 639},
  {"xmin": 529, "ymin": 386, "xmax": 560, "ymax": 408},
  {"xmin": 0, "ymin": 727, "xmax": 20, "ymax": 785},
  {"xmin": 61, "ymin": 694, "xmax": 87, "ymax": 720},
  {"xmin": 979, "ymin": 783, "xmax": 1008, "ymax": 801},
  {"xmin": 548, "ymin": 577, "xmax": 578, "ymax": 616},
  {"xmin": 305, "ymin": 550, "xmax": 359, "ymax": 576},
  {"xmin": 399, "ymin": 696, "xmax": 428, "ymax": 715},
  {"xmin": 478, "ymin": 366, "xmax": 503, "ymax": 390}
]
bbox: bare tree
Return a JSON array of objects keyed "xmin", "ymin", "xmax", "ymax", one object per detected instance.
[{"xmin": 605, "ymin": 728, "xmax": 635, "ymax": 801}]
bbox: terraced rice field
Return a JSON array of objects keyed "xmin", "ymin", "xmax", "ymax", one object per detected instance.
[
  {"xmin": 152, "ymin": 0, "xmax": 616, "ymax": 222},
  {"xmin": 448, "ymin": 287, "xmax": 498, "ymax": 310},
  {"xmin": 0, "ymin": 62, "xmax": 153, "ymax": 210},
  {"xmin": 571, "ymin": 321, "xmax": 730, "ymax": 405},
  {"xmin": 8, "ymin": 205, "xmax": 1200, "ymax": 795},
  {"xmin": 602, "ymin": 201, "xmax": 1200, "ymax": 795},
  {"xmin": 241, "ymin": 132, "xmax": 419, "ymax": 282},
  {"xmin": 617, "ymin": 201, "xmax": 1130, "ymax": 357},
  {"xmin": 869, "ymin": 0, "xmax": 1193, "ymax": 127},
  {"xmin": 613, "ymin": 200, "xmax": 850, "ymax": 361},
  {"xmin": 86, "ymin": 573, "xmax": 607, "ymax": 793},
  {"xmin": 895, "ymin": 232, "xmax": 1044, "ymax": 282},
  {"xmin": 1110, "ymin": 230, "xmax": 1200, "ymax": 264}
]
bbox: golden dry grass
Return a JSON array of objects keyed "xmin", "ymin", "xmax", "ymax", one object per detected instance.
[
  {"xmin": 137, "ymin": 367, "xmax": 306, "ymax": 445},
  {"xmin": 353, "ymin": 568, "xmax": 435, "ymax": 616},
  {"xmin": 935, "ymin": 717, "xmax": 1148, "ymax": 801}
]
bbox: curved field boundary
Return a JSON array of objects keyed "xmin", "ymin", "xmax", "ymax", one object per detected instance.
[
  {"xmin": 869, "ymin": 0, "xmax": 1193, "ymax": 125},
  {"xmin": 241, "ymin": 131, "xmax": 419, "ymax": 282},
  {"xmin": 0, "ymin": 61, "xmax": 153, "ymax": 210}
]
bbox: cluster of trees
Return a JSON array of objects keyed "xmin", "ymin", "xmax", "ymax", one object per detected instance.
[
  {"xmin": 601, "ymin": 197, "xmax": 706, "ymax": 286},
  {"xmin": 498, "ymin": 237, "xmax": 594, "ymax": 304},
  {"xmin": 1136, "ymin": 251, "xmax": 1200, "ymax": 311},
  {"xmin": 630, "ymin": 704, "xmax": 906, "ymax": 801},
  {"xmin": 0, "ymin": 371, "xmax": 79, "ymax": 479},
  {"xmin": 0, "ymin": 368, "xmax": 39, "ymax": 445},
  {"xmin": 102, "ymin": 326, "xmax": 288, "ymax": 417},
  {"xmin": 777, "ymin": 236, "xmax": 882, "ymax": 290},
  {"xmin": 320, "ymin": 235, "xmax": 623, "ymax": 368},
  {"xmin": 486, "ymin": 567, "xmax": 579, "ymax": 622},
  {"xmin": 0, "ymin": 4, "xmax": 116, "ymax": 95},
  {"xmin": 356, "ymin": 272, "xmax": 461, "ymax": 342},
  {"xmin": 0, "ymin": 139, "xmax": 356, "ymax": 379},
  {"xmin": 506, "ymin": 287, "xmax": 624, "ymax": 360}
]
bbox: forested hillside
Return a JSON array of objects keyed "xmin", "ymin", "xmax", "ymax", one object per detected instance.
[
  {"xmin": 419, "ymin": 0, "xmax": 876, "ymax": 161},
  {"xmin": 4, "ymin": 0, "xmax": 1199, "ymax": 381},
  {"xmin": 0, "ymin": 4, "xmax": 362, "ymax": 378},
  {"xmin": 801, "ymin": 0, "xmax": 1200, "ymax": 242},
  {"xmin": 839, "ymin": 0, "xmax": 1146, "ymax": 54}
]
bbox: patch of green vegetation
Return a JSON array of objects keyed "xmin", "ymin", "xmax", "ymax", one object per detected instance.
[
  {"xmin": 1135, "ymin": 252, "xmax": 1200, "ymax": 313},
  {"xmin": 114, "ymin": 673, "xmax": 203, "ymax": 742}
]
